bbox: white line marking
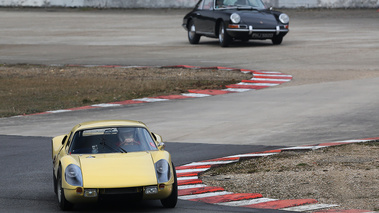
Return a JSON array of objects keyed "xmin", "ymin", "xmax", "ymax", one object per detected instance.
[
  {"xmin": 182, "ymin": 160, "xmax": 238, "ymax": 167},
  {"xmin": 281, "ymin": 204, "xmax": 339, "ymax": 212},
  {"xmin": 223, "ymin": 88, "xmax": 253, "ymax": 92},
  {"xmin": 181, "ymin": 93, "xmax": 211, "ymax": 97},
  {"xmin": 237, "ymin": 82, "xmax": 279, "ymax": 86},
  {"xmin": 132, "ymin": 98, "xmax": 168, "ymax": 102},
  {"xmin": 254, "ymin": 74, "xmax": 292, "ymax": 77},
  {"xmin": 336, "ymin": 139, "xmax": 371, "ymax": 143},
  {"xmin": 177, "ymin": 176, "xmax": 198, "ymax": 181},
  {"xmin": 254, "ymin": 71, "xmax": 282, "ymax": 74},
  {"xmin": 282, "ymin": 146, "xmax": 327, "ymax": 150},
  {"xmin": 47, "ymin": 110, "xmax": 71, "ymax": 113},
  {"xmin": 176, "ymin": 168, "xmax": 210, "ymax": 174},
  {"xmin": 226, "ymin": 153, "xmax": 278, "ymax": 158},
  {"xmin": 178, "ymin": 184, "xmax": 207, "ymax": 190},
  {"xmin": 217, "ymin": 198, "xmax": 278, "ymax": 206},
  {"xmin": 91, "ymin": 103, "xmax": 121, "ymax": 107},
  {"xmin": 179, "ymin": 191, "xmax": 233, "ymax": 200},
  {"xmin": 249, "ymin": 78, "xmax": 291, "ymax": 82}
]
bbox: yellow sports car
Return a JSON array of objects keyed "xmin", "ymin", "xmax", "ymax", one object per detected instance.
[{"xmin": 51, "ymin": 120, "xmax": 177, "ymax": 210}]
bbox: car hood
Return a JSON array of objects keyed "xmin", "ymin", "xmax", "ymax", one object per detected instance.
[
  {"xmin": 239, "ymin": 11, "xmax": 278, "ymax": 28},
  {"xmin": 79, "ymin": 152, "xmax": 157, "ymax": 188}
]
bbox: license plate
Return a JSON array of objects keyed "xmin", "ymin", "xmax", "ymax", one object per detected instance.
[{"xmin": 251, "ymin": 33, "xmax": 274, "ymax": 38}]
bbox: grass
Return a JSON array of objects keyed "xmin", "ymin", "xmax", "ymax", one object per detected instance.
[{"xmin": 0, "ymin": 64, "xmax": 251, "ymax": 117}]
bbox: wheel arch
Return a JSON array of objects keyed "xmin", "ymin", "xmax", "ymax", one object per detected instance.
[
  {"xmin": 186, "ymin": 18, "xmax": 193, "ymax": 31},
  {"xmin": 215, "ymin": 18, "xmax": 224, "ymax": 37}
]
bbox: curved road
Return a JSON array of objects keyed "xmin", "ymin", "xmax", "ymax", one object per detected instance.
[{"xmin": 0, "ymin": 8, "xmax": 379, "ymax": 212}]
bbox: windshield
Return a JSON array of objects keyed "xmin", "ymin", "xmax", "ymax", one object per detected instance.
[
  {"xmin": 69, "ymin": 127, "xmax": 158, "ymax": 154},
  {"xmin": 215, "ymin": 0, "xmax": 266, "ymax": 9}
]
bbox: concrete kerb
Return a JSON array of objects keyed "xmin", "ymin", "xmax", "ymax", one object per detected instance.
[
  {"xmin": 15, "ymin": 64, "xmax": 293, "ymax": 117},
  {"xmin": 175, "ymin": 137, "xmax": 379, "ymax": 213}
]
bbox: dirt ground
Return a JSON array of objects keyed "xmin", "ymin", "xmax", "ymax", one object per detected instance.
[
  {"xmin": 0, "ymin": 64, "xmax": 250, "ymax": 117},
  {"xmin": 202, "ymin": 141, "xmax": 379, "ymax": 211}
]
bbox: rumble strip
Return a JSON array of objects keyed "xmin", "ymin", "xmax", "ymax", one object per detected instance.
[
  {"xmin": 175, "ymin": 137, "xmax": 379, "ymax": 213},
  {"xmin": 17, "ymin": 65, "xmax": 292, "ymax": 117}
]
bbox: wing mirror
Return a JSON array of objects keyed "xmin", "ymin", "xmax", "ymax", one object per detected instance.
[
  {"xmin": 152, "ymin": 133, "xmax": 165, "ymax": 150},
  {"xmin": 62, "ymin": 135, "xmax": 68, "ymax": 145},
  {"xmin": 158, "ymin": 142, "xmax": 165, "ymax": 150},
  {"xmin": 152, "ymin": 132, "xmax": 162, "ymax": 143}
]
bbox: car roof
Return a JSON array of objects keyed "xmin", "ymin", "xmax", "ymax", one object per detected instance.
[{"xmin": 71, "ymin": 120, "xmax": 147, "ymax": 132}]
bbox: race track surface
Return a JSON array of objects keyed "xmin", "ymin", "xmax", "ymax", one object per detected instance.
[{"xmin": 0, "ymin": 8, "xmax": 379, "ymax": 212}]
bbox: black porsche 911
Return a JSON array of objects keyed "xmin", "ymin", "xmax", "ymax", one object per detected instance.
[{"xmin": 182, "ymin": 0, "xmax": 289, "ymax": 47}]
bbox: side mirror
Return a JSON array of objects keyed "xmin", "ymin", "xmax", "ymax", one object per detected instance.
[
  {"xmin": 62, "ymin": 135, "xmax": 68, "ymax": 145},
  {"xmin": 152, "ymin": 133, "xmax": 164, "ymax": 150},
  {"xmin": 52, "ymin": 134, "xmax": 67, "ymax": 160},
  {"xmin": 152, "ymin": 133, "xmax": 163, "ymax": 143},
  {"xmin": 158, "ymin": 142, "xmax": 165, "ymax": 150}
]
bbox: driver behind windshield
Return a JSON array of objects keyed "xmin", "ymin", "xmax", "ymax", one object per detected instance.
[{"xmin": 117, "ymin": 128, "xmax": 140, "ymax": 147}]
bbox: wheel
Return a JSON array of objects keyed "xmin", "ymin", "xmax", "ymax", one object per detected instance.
[
  {"xmin": 218, "ymin": 22, "xmax": 232, "ymax": 47},
  {"xmin": 187, "ymin": 20, "xmax": 200, "ymax": 44},
  {"xmin": 160, "ymin": 163, "xmax": 178, "ymax": 208},
  {"xmin": 57, "ymin": 167, "xmax": 74, "ymax": 211},
  {"xmin": 53, "ymin": 171, "xmax": 57, "ymax": 194},
  {"xmin": 272, "ymin": 36, "xmax": 283, "ymax": 45}
]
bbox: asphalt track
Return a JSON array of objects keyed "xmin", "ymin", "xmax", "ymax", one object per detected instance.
[{"xmin": 1, "ymin": 8, "xmax": 379, "ymax": 212}]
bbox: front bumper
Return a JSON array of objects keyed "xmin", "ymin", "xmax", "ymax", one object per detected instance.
[
  {"xmin": 64, "ymin": 184, "xmax": 173, "ymax": 204},
  {"xmin": 226, "ymin": 24, "xmax": 289, "ymax": 38}
]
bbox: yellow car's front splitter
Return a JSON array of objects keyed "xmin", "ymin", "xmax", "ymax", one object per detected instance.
[{"xmin": 64, "ymin": 183, "xmax": 173, "ymax": 204}]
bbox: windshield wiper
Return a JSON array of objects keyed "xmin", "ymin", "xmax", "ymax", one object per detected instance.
[
  {"xmin": 100, "ymin": 138, "xmax": 127, "ymax": 153},
  {"xmin": 236, "ymin": 5, "xmax": 259, "ymax": 10}
]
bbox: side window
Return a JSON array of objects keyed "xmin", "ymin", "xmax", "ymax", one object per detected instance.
[
  {"xmin": 196, "ymin": 0, "xmax": 204, "ymax": 9},
  {"xmin": 202, "ymin": 0, "xmax": 214, "ymax": 10},
  {"xmin": 65, "ymin": 131, "xmax": 75, "ymax": 150},
  {"xmin": 139, "ymin": 128, "xmax": 158, "ymax": 150},
  {"xmin": 215, "ymin": 0, "xmax": 224, "ymax": 8}
]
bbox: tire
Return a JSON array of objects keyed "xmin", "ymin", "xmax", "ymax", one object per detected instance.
[
  {"xmin": 53, "ymin": 171, "xmax": 57, "ymax": 195},
  {"xmin": 160, "ymin": 163, "xmax": 178, "ymax": 208},
  {"xmin": 57, "ymin": 167, "xmax": 74, "ymax": 211},
  {"xmin": 272, "ymin": 36, "xmax": 283, "ymax": 45},
  {"xmin": 218, "ymin": 22, "xmax": 232, "ymax": 47},
  {"xmin": 188, "ymin": 20, "xmax": 201, "ymax": 44}
]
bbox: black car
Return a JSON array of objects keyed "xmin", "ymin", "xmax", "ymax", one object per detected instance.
[{"xmin": 182, "ymin": 0, "xmax": 289, "ymax": 47}]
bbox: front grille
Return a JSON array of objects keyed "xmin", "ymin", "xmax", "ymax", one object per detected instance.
[{"xmin": 99, "ymin": 187, "xmax": 142, "ymax": 195}]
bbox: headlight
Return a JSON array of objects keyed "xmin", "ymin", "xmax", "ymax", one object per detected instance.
[
  {"xmin": 65, "ymin": 164, "xmax": 83, "ymax": 187},
  {"xmin": 279, "ymin": 13, "xmax": 289, "ymax": 24},
  {"xmin": 230, "ymin": 13, "xmax": 241, "ymax": 24},
  {"xmin": 155, "ymin": 159, "xmax": 171, "ymax": 183}
]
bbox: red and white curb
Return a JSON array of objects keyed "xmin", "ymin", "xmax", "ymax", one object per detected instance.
[
  {"xmin": 16, "ymin": 65, "xmax": 292, "ymax": 117},
  {"xmin": 175, "ymin": 137, "xmax": 379, "ymax": 213}
]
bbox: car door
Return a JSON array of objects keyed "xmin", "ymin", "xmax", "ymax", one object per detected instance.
[{"xmin": 193, "ymin": 0, "xmax": 216, "ymax": 35}]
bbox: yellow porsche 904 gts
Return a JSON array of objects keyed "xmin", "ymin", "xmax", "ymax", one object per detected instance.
[{"xmin": 51, "ymin": 120, "xmax": 177, "ymax": 210}]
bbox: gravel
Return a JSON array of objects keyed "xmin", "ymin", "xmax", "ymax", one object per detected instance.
[{"xmin": 201, "ymin": 141, "xmax": 379, "ymax": 211}]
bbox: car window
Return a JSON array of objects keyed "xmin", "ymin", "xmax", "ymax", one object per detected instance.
[
  {"xmin": 69, "ymin": 127, "xmax": 158, "ymax": 154},
  {"xmin": 247, "ymin": 0, "xmax": 265, "ymax": 8},
  {"xmin": 65, "ymin": 132, "xmax": 73, "ymax": 149},
  {"xmin": 202, "ymin": 0, "xmax": 214, "ymax": 10},
  {"xmin": 216, "ymin": 0, "xmax": 265, "ymax": 9},
  {"xmin": 196, "ymin": 0, "xmax": 204, "ymax": 9}
]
